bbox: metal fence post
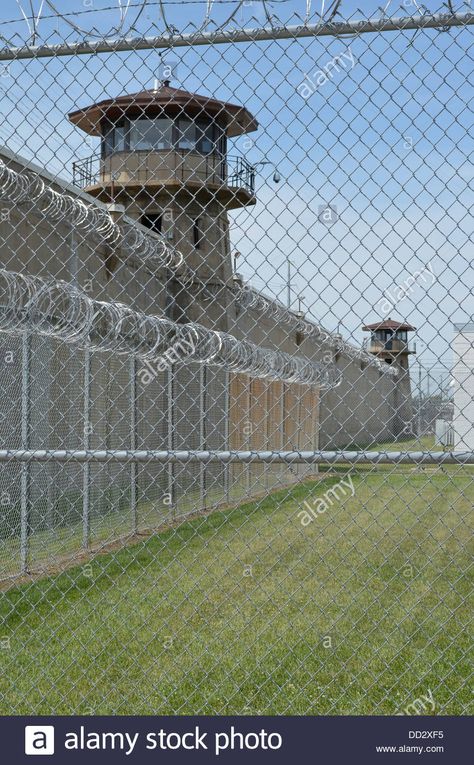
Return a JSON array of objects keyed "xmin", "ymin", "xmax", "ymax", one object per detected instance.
[
  {"xmin": 167, "ymin": 367, "xmax": 174, "ymax": 516},
  {"xmin": 224, "ymin": 370, "xmax": 230, "ymax": 503},
  {"xmin": 20, "ymin": 332, "xmax": 31, "ymax": 574},
  {"xmin": 82, "ymin": 348, "xmax": 91, "ymax": 549},
  {"xmin": 281, "ymin": 381, "xmax": 286, "ymax": 488},
  {"xmin": 199, "ymin": 365, "xmax": 206, "ymax": 511},
  {"xmin": 130, "ymin": 354, "xmax": 137, "ymax": 533},
  {"xmin": 246, "ymin": 377, "xmax": 252, "ymax": 495}
]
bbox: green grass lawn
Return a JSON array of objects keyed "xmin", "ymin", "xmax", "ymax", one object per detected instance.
[{"xmin": 0, "ymin": 464, "xmax": 472, "ymax": 715}]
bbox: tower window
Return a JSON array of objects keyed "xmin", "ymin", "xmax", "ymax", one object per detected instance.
[
  {"xmin": 102, "ymin": 121, "xmax": 128, "ymax": 155},
  {"xmin": 196, "ymin": 120, "xmax": 220, "ymax": 154},
  {"xmin": 193, "ymin": 218, "xmax": 203, "ymax": 249},
  {"xmin": 101, "ymin": 116, "xmax": 224, "ymax": 157},
  {"xmin": 177, "ymin": 118, "xmax": 196, "ymax": 151},
  {"xmin": 140, "ymin": 213, "xmax": 162, "ymax": 234},
  {"xmin": 130, "ymin": 118, "xmax": 173, "ymax": 151}
]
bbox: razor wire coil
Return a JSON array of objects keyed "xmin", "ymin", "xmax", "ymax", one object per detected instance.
[
  {"xmin": 0, "ymin": 268, "xmax": 340, "ymax": 387},
  {"xmin": 0, "ymin": 158, "xmax": 390, "ymax": 376}
]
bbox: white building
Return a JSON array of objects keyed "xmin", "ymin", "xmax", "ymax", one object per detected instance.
[{"xmin": 452, "ymin": 323, "xmax": 474, "ymax": 450}]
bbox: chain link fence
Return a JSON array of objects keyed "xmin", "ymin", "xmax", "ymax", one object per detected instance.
[{"xmin": 0, "ymin": 1, "xmax": 472, "ymax": 716}]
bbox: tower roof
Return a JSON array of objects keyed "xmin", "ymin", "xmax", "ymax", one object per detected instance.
[
  {"xmin": 362, "ymin": 318, "xmax": 416, "ymax": 332},
  {"xmin": 68, "ymin": 83, "xmax": 258, "ymax": 137}
]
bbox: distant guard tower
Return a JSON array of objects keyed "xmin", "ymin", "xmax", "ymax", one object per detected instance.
[
  {"xmin": 68, "ymin": 81, "xmax": 258, "ymax": 327},
  {"xmin": 362, "ymin": 318, "xmax": 416, "ymax": 437}
]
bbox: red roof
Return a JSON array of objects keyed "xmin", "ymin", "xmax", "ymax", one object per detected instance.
[
  {"xmin": 68, "ymin": 83, "xmax": 258, "ymax": 138},
  {"xmin": 362, "ymin": 318, "xmax": 416, "ymax": 331}
]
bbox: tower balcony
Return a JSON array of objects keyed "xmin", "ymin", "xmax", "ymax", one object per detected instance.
[
  {"xmin": 363, "ymin": 338, "xmax": 417, "ymax": 355},
  {"xmin": 72, "ymin": 150, "xmax": 256, "ymax": 210}
]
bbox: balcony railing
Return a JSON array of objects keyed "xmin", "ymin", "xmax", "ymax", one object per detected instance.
[
  {"xmin": 72, "ymin": 150, "xmax": 255, "ymax": 195},
  {"xmin": 228, "ymin": 155, "xmax": 255, "ymax": 194},
  {"xmin": 72, "ymin": 153, "xmax": 100, "ymax": 189}
]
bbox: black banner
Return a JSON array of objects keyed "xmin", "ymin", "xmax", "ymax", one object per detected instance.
[{"xmin": 2, "ymin": 715, "xmax": 470, "ymax": 764}]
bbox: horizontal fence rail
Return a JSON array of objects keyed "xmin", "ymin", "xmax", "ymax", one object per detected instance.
[
  {"xmin": 0, "ymin": 12, "xmax": 473, "ymax": 60},
  {"xmin": 0, "ymin": 450, "xmax": 472, "ymax": 464}
]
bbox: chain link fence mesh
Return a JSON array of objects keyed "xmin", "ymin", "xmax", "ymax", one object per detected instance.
[{"xmin": 0, "ymin": 1, "xmax": 472, "ymax": 716}]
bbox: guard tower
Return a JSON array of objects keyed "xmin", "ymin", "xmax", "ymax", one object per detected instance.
[
  {"xmin": 68, "ymin": 81, "xmax": 258, "ymax": 325},
  {"xmin": 362, "ymin": 318, "xmax": 416, "ymax": 437}
]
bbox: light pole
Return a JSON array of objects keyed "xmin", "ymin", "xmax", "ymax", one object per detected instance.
[
  {"xmin": 287, "ymin": 258, "xmax": 291, "ymax": 309},
  {"xmin": 233, "ymin": 250, "xmax": 241, "ymax": 274},
  {"xmin": 250, "ymin": 160, "xmax": 284, "ymax": 303},
  {"xmin": 251, "ymin": 160, "xmax": 281, "ymax": 184},
  {"xmin": 417, "ymin": 342, "xmax": 425, "ymax": 438}
]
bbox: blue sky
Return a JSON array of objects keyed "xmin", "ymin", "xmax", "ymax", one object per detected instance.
[{"xmin": 0, "ymin": 1, "xmax": 472, "ymax": 389}]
